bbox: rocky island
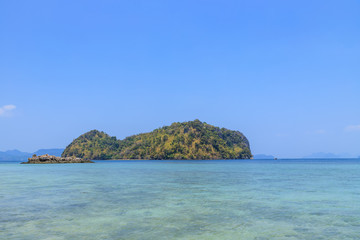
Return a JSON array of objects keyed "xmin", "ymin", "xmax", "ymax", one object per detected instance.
[
  {"xmin": 21, "ymin": 154, "xmax": 94, "ymax": 164},
  {"xmin": 62, "ymin": 119, "xmax": 252, "ymax": 160}
]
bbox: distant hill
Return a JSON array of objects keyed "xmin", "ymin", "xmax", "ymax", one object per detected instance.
[
  {"xmin": 304, "ymin": 152, "xmax": 352, "ymax": 158},
  {"xmin": 33, "ymin": 149, "xmax": 64, "ymax": 157},
  {"xmin": 253, "ymin": 154, "xmax": 275, "ymax": 159},
  {"xmin": 0, "ymin": 150, "xmax": 31, "ymax": 161},
  {"xmin": 62, "ymin": 119, "xmax": 252, "ymax": 160},
  {"xmin": 2, "ymin": 149, "xmax": 31, "ymax": 156},
  {"xmin": 0, "ymin": 148, "xmax": 64, "ymax": 162}
]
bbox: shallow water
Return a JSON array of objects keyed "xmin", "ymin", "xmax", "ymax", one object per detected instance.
[{"xmin": 1, "ymin": 159, "xmax": 359, "ymax": 239}]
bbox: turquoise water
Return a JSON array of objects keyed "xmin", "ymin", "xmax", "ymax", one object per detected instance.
[{"xmin": 1, "ymin": 159, "xmax": 360, "ymax": 240}]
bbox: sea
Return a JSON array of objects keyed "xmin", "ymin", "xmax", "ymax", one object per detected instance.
[{"xmin": 1, "ymin": 159, "xmax": 359, "ymax": 240}]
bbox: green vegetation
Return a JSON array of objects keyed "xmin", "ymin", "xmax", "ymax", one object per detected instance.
[{"xmin": 62, "ymin": 120, "xmax": 252, "ymax": 160}]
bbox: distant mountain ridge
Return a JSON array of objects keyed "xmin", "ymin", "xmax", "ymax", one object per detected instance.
[
  {"xmin": 253, "ymin": 154, "xmax": 275, "ymax": 159},
  {"xmin": 33, "ymin": 149, "xmax": 64, "ymax": 157},
  {"xmin": 0, "ymin": 148, "xmax": 64, "ymax": 162},
  {"xmin": 62, "ymin": 120, "xmax": 252, "ymax": 160},
  {"xmin": 304, "ymin": 152, "xmax": 353, "ymax": 158}
]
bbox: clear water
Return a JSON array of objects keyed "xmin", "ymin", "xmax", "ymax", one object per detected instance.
[{"xmin": 1, "ymin": 159, "xmax": 359, "ymax": 240}]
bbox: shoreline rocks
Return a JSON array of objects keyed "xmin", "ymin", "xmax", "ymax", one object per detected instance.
[{"xmin": 21, "ymin": 154, "xmax": 94, "ymax": 164}]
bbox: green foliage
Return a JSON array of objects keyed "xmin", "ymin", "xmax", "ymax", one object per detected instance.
[{"xmin": 62, "ymin": 120, "xmax": 252, "ymax": 160}]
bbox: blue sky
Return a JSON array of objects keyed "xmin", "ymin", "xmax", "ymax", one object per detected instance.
[{"xmin": 1, "ymin": 0, "xmax": 359, "ymax": 157}]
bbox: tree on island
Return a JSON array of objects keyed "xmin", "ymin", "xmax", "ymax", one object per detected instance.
[{"xmin": 62, "ymin": 120, "xmax": 252, "ymax": 160}]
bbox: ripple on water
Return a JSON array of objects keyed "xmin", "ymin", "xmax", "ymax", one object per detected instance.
[{"xmin": 1, "ymin": 160, "xmax": 360, "ymax": 240}]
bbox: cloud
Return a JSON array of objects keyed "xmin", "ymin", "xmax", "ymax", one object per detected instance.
[
  {"xmin": 345, "ymin": 124, "xmax": 360, "ymax": 132},
  {"xmin": 0, "ymin": 104, "xmax": 16, "ymax": 116}
]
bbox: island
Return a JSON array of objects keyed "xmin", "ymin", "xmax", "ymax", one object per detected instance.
[
  {"xmin": 62, "ymin": 119, "xmax": 252, "ymax": 160},
  {"xmin": 21, "ymin": 154, "xmax": 94, "ymax": 164}
]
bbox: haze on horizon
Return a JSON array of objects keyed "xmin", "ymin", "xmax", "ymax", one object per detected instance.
[{"xmin": 1, "ymin": 0, "xmax": 359, "ymax": 158}]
